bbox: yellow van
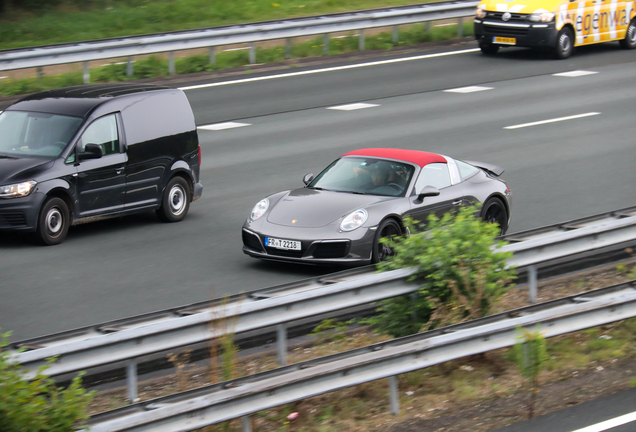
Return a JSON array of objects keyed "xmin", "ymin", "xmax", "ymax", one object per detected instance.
[{"xmin": 474, "ymin": 0, "xmax": 636, "ymax": 58}]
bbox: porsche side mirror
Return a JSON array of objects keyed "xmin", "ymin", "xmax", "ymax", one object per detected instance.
[
  {"xmin": 303, "ymin": 173, "xmax": 315, "ymax": 185},
  {"xmin": 416, "ymin": 185, "xmax": 440, "ymax": 201},
  {"xmin": 78, "ymin": 143, "xmax": 103, "ymax": 161}
]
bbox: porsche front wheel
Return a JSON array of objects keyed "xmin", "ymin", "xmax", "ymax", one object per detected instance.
[{"xmin": 372, "ymin": 219, "xmax": 402, "ymax": 263}]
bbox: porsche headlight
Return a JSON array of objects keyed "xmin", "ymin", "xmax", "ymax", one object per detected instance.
[
  {"xmin": 250, "ymin": 198, "xmax": 269, "ymax": 221},
  {"xmin": 0, "ymin": 180, "xmax": 37, "ymax": 198},
  {"xmin": 340, "ymin": 209, "xmax": 368, "ymax": 232},
  {"xmin": 475, "ymin": 6, "xmax": 487, "ymax": 18},
  {"xmin": 529, "ymin": 12, "xmax": 554, "ymax": 22}
]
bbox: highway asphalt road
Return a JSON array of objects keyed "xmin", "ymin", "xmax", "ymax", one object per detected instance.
[
  {"xmin": 1, "ymin": 41, "xmax": 635, "ymax": 342},
  {"xmin": 493, "ymin": 387, "xmax": 636, "ymax": 432}
]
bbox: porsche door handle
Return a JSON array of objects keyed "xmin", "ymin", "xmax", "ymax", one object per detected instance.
[{"xmin": 452, "ymin": 200, "xmax": 463, "ymax": 206}]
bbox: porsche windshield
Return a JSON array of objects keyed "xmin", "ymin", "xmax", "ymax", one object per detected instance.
[
  {"xmin": 0, "ymin": 110, "xmax": 83, "ymax": 158},
  {"xmin": 309, "ymin": 157, "xmax": 416, "ymax": 197}
]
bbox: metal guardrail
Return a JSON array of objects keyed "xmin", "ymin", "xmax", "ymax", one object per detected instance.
[
  {"xmin": 10, "ymin": 207, "xmax": 636, "ymax": 401},
  {"xmin": 84, "ymin": 279, "xmax": 636, "ymax": 431},
  {"xmin": 0, "ymin": 1, "xmax": 479, "ymax": 82}
]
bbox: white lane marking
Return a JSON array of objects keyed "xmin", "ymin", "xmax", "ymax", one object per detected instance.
[
  {"xmin": 198, "ymin": 122, "xmax": 251, "ymax": 131},
  {"xmin": 179, "ymin": 48, "xmax": 480, "ymax": 91},
  {"xmin": 327, "ymin": 103, "xmax": 379, "ymax": 111},
  {"xmin": 444, "ymin": 86, "xmax": 494, "ymax": 93},
  {"xmin": 570, "ymin": 410, "xmax": 636, "ymax": 432},
  {"xmin": 554, "ymin": 70, "xmax": 598, "ymax": 77},
  {"xmin": 504, "ymin": 112, "xmax": 600, "ymax": 129}
]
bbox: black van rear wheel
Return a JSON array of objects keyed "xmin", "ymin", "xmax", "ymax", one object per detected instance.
[
  {"xmin": 36, "ymin": 197, "xmax": 70, "ymax": 245},
  {"xmin": 157, "ymin": 176, "xmax": 190, "ymax": 222}
]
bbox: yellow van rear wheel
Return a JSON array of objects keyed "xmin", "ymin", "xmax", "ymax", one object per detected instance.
[{"xmin": 620, "ymin": 19, "xmax": 636, "ymax": 49}]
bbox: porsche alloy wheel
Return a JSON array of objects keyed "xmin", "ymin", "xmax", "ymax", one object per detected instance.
[
  {"xmin": 482, "ymin": 198, "xmax": 508, "ymax": 236},
  {"xmin": 372, "ymin": 219, "xmax": 402, "ymax": 263}
]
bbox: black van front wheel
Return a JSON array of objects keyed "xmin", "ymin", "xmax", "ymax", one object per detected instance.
[
  {"xmin": 157, "ymin": 176, "xmax": 191, "ymax": 222},
  {"xmin": 36, "ymin": 197, "xmax": 70, "ymax": 245}
]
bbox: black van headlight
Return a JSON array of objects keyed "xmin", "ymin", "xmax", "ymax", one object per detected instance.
[{"xmin": 0, "ymin": 180, "xmax": 37, "ymax": 198}]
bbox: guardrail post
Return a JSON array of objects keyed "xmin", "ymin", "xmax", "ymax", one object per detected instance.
[
  {"xmin": 126, "ymin": 56, "xmax": 134, "ymax": 77},
  {"xmin": 277, "ymin": 323, "xmax": 287, "ymax": 366},
  {"xmin": 392, "ymin": 25, "xmax": 399, "ymax": 43},
  {"xmin": 528, "ymin": 265, "xmax": 538, "ymax": 304},
  {"xmin": 209, "ymin": 47, "xmax": 216, "ymax": 65},
  {"xmin": 82, "ymin": 62, "xmax": 90, "ymax": 84},
  {"xmin": 323, "ymin": 33, "xmax": 329, "ymax": 55},
  {"xmin": 241, "ymin": 415, "xmax": 252, "ymax": 432},
  {"xmin": 168, "ymin": 52, "xmax": 175, "ymax": 76},
  {"xmin": 389, "ymin": 375, "xmax": 400, "ymax": 415},
  {"xmin": 458, "ymin": 17, "xmax": 464, "ymax": 37},
  {"xmin": 359, "ymin": 29, "xmax": 365, "ymax": 51},
  {"xmin": 249, "ymin": 42, "xmax": 256, "ymax": 64},
  {"xmin": 36, "ymin": 66, "xmax": 43, "ymax": 79},
  {"xmin": 426, "ymin": 21, "xmax": 432, "ymax": 33},
  {"xmin": 126, "ymin": 359, "xmax": 138, "ymax": 402},
  {"xmin": 285, "ymin": 38, "xmax": 292, "ymax": 59}
]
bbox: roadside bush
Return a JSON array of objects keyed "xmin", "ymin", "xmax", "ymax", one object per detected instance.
[
  {"xmin": 370, "ymin": 206, "xmax": 515, "ymax": 337},
  {"xmin": 0, "ymin": 330, "xmax": 94, "ymax": 432}
]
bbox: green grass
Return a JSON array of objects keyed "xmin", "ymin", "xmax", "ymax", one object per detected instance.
[
  {"xmin": 0, "ymin": 22, "xmax": 474, "ymax": 96},
  {"xmin": 0, "ymin": 0, "xmax": 435, "ymax": 50}
]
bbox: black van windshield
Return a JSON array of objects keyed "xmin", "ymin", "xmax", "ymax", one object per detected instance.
[{"xmin": 0, "ymin": 110, "xmax": 83, "ymax": 158}]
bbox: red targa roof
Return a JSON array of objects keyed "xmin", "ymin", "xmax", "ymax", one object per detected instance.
[{"xmin": 343, "ymin": 148, "xmax": 446, "ymax": 167}]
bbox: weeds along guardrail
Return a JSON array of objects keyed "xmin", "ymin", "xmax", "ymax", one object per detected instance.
[
  {"xmin": 10, "ymin": 206, "xmax": 636, "ymax": 403},
  {"xmin": 84, "ymin": 279, "xmax": 636, "ymax": 432},
  {"xmin": 0, "ymin": 0, "xmax": 479, "ymax": 83}
]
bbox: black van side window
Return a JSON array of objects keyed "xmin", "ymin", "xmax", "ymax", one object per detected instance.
[{"xmin": 78, "ymin": 114, "xmax": 119, "ymax": 156}]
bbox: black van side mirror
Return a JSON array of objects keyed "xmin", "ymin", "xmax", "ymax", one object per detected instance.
[
  {"xmin": 78, "ymin": 143, "xmax": 103, "ymax": 160},
  {"xmin": 303, "ymin": 173, "xmax": 315, "ymax": 185}
]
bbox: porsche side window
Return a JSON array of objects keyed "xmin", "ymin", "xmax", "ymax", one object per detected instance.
[
  {"xmin": 78, "ymin": 114, "xmax": 119, "ymax": 156},
  {"xmin": 457, "ymin": 160, "xmax": 479, "ymax": 180},
  {"xmin": 414, "ymin": 163, "xmax": 451, "ymax": 191}
]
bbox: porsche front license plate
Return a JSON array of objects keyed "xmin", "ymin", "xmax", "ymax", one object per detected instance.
[
  {"xmin": 265, "ymin": 237, "xmax": 301, "ymax": 250},
  {"xmin": 493, "ymin": 36, "xmax": 516, "ymax": 45}
]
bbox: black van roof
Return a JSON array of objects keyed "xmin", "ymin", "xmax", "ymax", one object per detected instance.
[{"xmin": 7, "ymin": 83, "xmax": 171, "ymax": 118}]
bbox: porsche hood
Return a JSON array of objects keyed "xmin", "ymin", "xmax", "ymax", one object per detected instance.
[{"xmin": 266, "ymin": 188, "xmax": 393, "ymax": 228}]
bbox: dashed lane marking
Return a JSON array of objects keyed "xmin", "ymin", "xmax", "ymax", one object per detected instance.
[
  {"xmin": 198, "ymin": 122, "xmax": 251, "ymax": 131},
  {"xmin": 444, "ymin": 86, "xmax": 494, "ymax": 93},
  {"xmin": 504, "ymin": 112, "xmax": 601, "ymax": 129},
  {"xmin": 327, "ymin": 103, "xmax": 379, "ymax": 111}
]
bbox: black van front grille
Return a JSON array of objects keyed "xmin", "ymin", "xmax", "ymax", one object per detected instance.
[{"xmin": 0, "ymin": 212, "xmax": 27, "ymax": 228}]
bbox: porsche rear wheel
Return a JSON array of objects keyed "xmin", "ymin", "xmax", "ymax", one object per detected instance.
[
  {"xmin": 482, "ymin": 198, "xmax": 508, "ymax": 236},
  {"xmin": 372, "ymin": 219, "xmax": 402, "ymax": 264}
]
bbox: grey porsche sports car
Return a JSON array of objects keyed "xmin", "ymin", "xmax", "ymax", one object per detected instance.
[{"xmin": 242, "ymin": 148, "xmax": 511, "ymax": 265}]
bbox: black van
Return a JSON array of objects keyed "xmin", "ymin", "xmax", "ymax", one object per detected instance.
[{"xmin": 0, "ymin": 84, "xmax": 203, "ymax": 245}]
